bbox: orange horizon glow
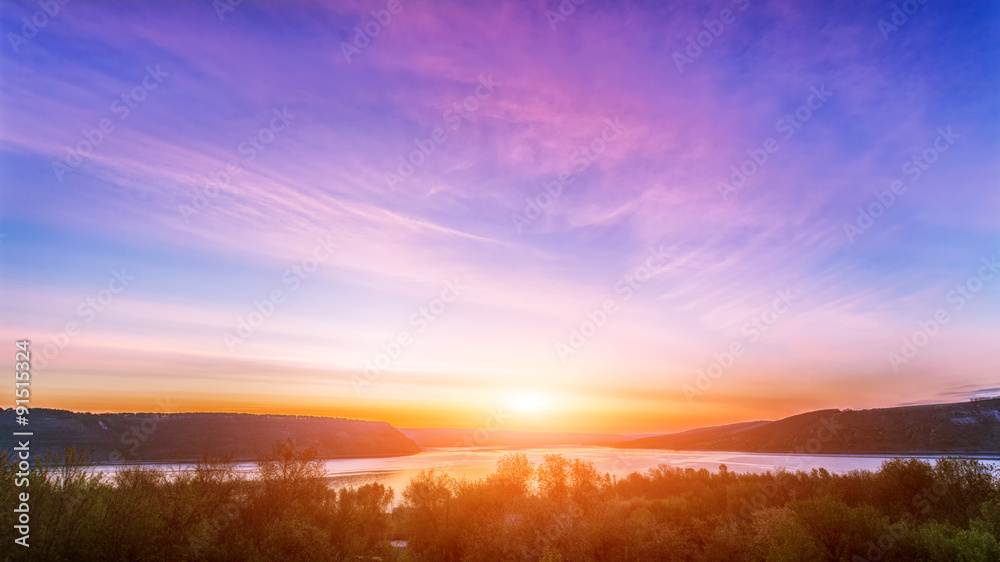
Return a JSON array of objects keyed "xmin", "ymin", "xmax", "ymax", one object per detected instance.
[{"xmin": 32, "ymin": 376, "xmax": 953, "ymax": 435}]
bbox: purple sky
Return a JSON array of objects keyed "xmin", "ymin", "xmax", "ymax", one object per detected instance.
[{"xmin": 1, "ymin": 0, "xmax": 998, "ymax": 431}]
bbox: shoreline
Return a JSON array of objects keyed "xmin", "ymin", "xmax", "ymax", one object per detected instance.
[{"xmin": 76, "ymin": 446, "xmax": 1000, "ymax": 466}]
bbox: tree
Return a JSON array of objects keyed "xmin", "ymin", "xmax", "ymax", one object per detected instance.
[
  {"xmin": 487, "ymin": 452, "xmax": 534, "ymax": 502},
  {"xmin": 402, "ymin": 469, "xmax": 457, "ymax": 558},
  {"xmin": 537, "ymin": 454, "xmax": 571, "ymax": 504}
]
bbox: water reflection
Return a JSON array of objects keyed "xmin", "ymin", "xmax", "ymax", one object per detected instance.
[{"xmin": 90, "ymin": 446, "xmax": 1000, "ymax": 505}]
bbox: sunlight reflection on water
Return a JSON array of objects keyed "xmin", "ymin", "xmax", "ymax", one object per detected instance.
[{"xmin": 90, "ymin": 446, "xmax": 1000, "ymax": 505}]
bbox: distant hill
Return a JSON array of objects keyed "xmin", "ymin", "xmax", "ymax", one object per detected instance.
[
  {"xmin": 403, "ymin": 428, "xmax": 627, "ymax": 448},
  {"xmin": 2, "ymin": 409, "xmax": 421, "ymax": 462},
  {"xmin": 611, "ymin": 399, "xmax": 1000, "ymax": 454}
]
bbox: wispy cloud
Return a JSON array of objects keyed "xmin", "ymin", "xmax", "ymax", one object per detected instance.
[{"xmin": 1, "ymin": 0, "xmax": 998, "ymax": 431}]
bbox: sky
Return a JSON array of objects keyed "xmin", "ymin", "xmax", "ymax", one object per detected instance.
[{"xmin": 1, "ymin": 0, "xmax": 998, "ymax": 434}]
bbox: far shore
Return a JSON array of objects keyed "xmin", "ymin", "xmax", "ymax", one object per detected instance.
[{"xmin": 79, "ymin": 445, "xmax": 1000, "ymax": 466}]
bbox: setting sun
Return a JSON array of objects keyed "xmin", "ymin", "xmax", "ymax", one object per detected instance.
[{"xmin": 510, "ymin": 392, "xmax": 550, "ymax": 414}]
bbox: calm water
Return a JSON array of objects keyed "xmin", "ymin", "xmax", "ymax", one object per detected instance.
[{"xmin": 90, "ymin": 446, "xmax": 1000, "ymax": 504}]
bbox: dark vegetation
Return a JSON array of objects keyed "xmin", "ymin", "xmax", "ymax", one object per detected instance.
[
  {"xmin": 613, "ymin": 399, "xmax": 1000, "ymax": 453},
  {"xmin": 7, "ymin": 408, "xmax": 421, "ymax": 461},
  {"xmin": 2, "ymin": 443, "xmax": 998, "ymax": 561}
]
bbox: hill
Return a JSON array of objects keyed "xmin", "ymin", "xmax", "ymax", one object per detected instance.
[
  {"xmin": 611, "ymin": 399, "xmax": 1000, "ymax": 453},
  {"xmin": 402, "ymin": 428, "xmax": 627, "ymax": 448},
  {"xmin": 3, "ymin": 408, "xmax": 421, "ymax": 462}
]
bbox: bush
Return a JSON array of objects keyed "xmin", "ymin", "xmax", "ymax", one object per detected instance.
[{"xmin": 1, "ymin": 449, "xmax": 997, "ymax": 561}]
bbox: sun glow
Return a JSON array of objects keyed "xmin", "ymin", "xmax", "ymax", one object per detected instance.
[{"xmin": 510, "ymin": 392, "xmax": 549, "ymax": 414}]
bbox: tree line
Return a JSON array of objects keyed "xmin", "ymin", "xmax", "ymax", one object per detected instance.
[{"xmin": 1, "ymin": 440, "xmax": 998, "ymax": 560}]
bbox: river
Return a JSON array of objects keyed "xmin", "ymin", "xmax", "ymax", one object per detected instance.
[{"xmin": 89, "ymin": 446, "xmax": 1000, "ymax": 503}]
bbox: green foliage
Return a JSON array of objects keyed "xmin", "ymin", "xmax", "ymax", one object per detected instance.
[
  {"xmin": 400, "ymin": 469, "xmax": 457, "ymax": 558},
  {"xmin": 789, "ymin": 496, "xmax": 887, "ymax": 559},
  {"xmin": 1, "ymin": 450, "xmax": 997, "ymax": 561},
  {"xmin": 897, "ymin": 522, "xmax": 1000, "ymax": 562}
]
